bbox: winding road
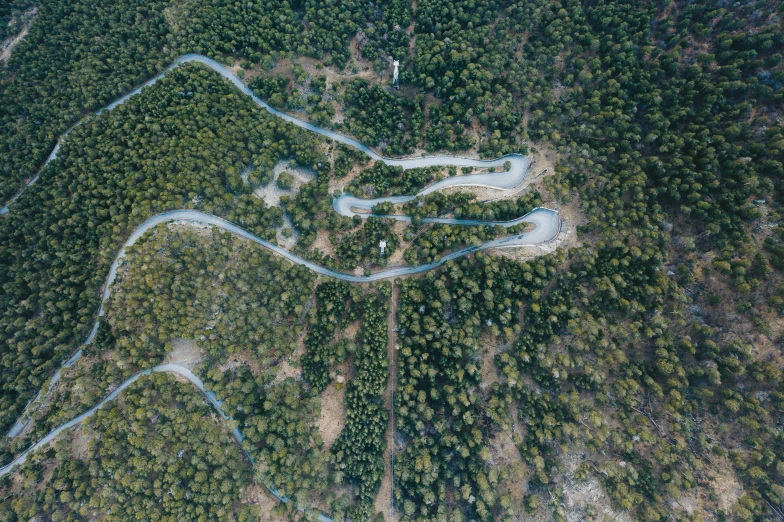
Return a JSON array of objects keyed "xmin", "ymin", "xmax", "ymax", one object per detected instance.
[
  {"xmin": 0, "ymin": 363, "xmax": 331, "ymax": 522},
  {"xmin": 0, "ymin": 53, "xmax": 562, "ymax": 520}
]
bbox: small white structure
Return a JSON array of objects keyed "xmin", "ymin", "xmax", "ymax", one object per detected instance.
[
  {"xmin": 392, "ymin": 60, "xmax": 399, "ymax": 88},
  {"xmin": 379, "ymin": 240, "xmax": 387, "ymax": 256}
]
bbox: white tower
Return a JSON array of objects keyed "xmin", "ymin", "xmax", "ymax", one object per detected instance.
[{"xmin": 392, "ymin": 60, "xmax": 399, "ymax": 88}]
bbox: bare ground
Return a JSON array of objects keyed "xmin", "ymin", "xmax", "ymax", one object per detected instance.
[
  {"xmin": 668, "ymin": 456, "xmax": 743, "ymax": 517},
  {"xmin": 271, "ymin": 357, "xmax": 302, "ymax": 384},
  {"xmin": 310, "ymin": 228, "xmax": 338, "ymax": 259},
  {"xmin": 318, "ymin": 380, "xmax": 347, "ymax": 450},
  {"xmin": 0, "ymin": 6, "xmax": 36, "ymax": 64},
  {"xmin": 241, "ymin": 483, "xmax": 290, "ymax": 522},
  {"xmin": 217, "ymin": 351, "xmax": 265, "ymax": 377},
  {"xmin": 478, "ymin": 332, "xmax": 509, "ymax": 392},
  {"xmin": 374, "ymin": 284, "xmax": 400, "ymax": 521},
  {"xmin": 559, "ymin": 453, "xmax": 633, "ymax": 522},
  {"xmin": 68, "ymin": 425, "xmax": 92, "ymax": 461},
  {"xmin": 164, "ymin": 338, "xmax": 203, "ymax": 369}
]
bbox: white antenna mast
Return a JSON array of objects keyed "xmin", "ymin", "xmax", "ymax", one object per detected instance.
[{"xmin": 392, "ymin": 59, "xmax": 400, "ymax": 89}]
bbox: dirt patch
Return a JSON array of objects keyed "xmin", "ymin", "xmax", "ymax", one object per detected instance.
[
  {"xmin": 671, "ymin": 458, "xmax": 743, "ymax": 517},
  {"xmin": 374, "ymin": 284, "xmax": 400, "ymax": 521},
  {"xmin": 0, "ymin": 6, "xmax": 36, "ymax": 64},
  {"xmin": 342, "ymin": 320, "xmax": 361, "ymax": 342},
  {"xmin": 318, "ymin": 382, "xmax": 347, "ymax": 449},
  {"xmin": 218, "ymin": 351, "xmax": 265, "ymax": 377},
  {"xmin": 253, "ymin": 160, "xmax": 316, "ymax": 207},
  {"xmin": 164, "ymin": 338, "xmax": 203, "ymax": 369},
  {"xmin": 275, "ymin": 214, "xmax": 299, "ymax": 250},
  {"xmin": 242, "ymin": 483, "xmax": 289, "ymax": 521},
  {"xmin": 68, "ymin": 425, "xmax": 92, "ymax": 461},
  {"xmin": 167, "ymin": 220, "xmax": 214, "ymax": 238},
  {"xmin": 384, "ymin": 221, "xmax": 422, "ymax": 268},
  {"xmin": 271, "ymin": 358, "xmax": 302, "ymax": 384},
  {"xmin": 489, "ymin": 428, "xmax": 527, "ymax": 515},
  {"xmin": 478, "ymin": 333, "xmax": 509, "ymax": 391},
  {"xmin": 310, "ymin": 228, "xmax": 338, "ymax": 258},
  {"xmin": 560, "ymin": 453, "xmax": 633, "ymax": 522},
  {"xmin": 709, "ymin": 461, "xmax": 743, "ymax": 513}
]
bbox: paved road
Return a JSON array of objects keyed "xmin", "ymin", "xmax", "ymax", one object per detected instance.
[
  {"xmin": 2, "ymin": 53, "xmax": 530, "ymax": 215},
  {"xmin": 0, "ymin": 54, "xmax": 558, "ymax": 522},
  {"xmin": 0, "ymin": 363, "xmax": 331, "ymax": 521}
]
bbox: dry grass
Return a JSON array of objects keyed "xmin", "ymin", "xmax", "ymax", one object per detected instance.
[
  {"xmin": 164, "ymin": 338, "xmax": 203, "ymax": 369},
  {"xmin": 241, "ymin": 484, "xmax": 290, "ymax": 521},
  {"xmin": 318, "ymin": 381, "xmax": 347, "ymax": 450}
]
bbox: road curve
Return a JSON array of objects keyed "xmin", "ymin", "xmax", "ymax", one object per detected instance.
[
  {"xmin": 0, "ymin": 364, "xmax": 332, "ymax": 522},
  {"xmin": 0, "ymin": 53, "xmax": 558, "ymax": 522},
  {"xmin": 2, "ymin": 53, "xmax": 531, "ymax": 215}
]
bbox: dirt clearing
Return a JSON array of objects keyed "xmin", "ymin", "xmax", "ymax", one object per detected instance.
[{"xmin": 0, "ymin": 6, "xmax": 36, "ymax": 64}]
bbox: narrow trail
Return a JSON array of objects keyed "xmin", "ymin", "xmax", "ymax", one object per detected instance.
[
  {"xmin": 1, "ymin": 53, "xmax": 533, "ymax": 215},
  {"xmin": 375, "ymin": 283, "xmax": 400, "ymax": 521}
]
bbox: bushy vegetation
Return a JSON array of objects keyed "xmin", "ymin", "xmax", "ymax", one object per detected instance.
[
  {"xmin": 3, "ymin": 0, "xmax": 784, "ymax": 520},
  {"xmin": 332, "ymin": 287, "xmax": 390, "ymax": 519},
  {"xmin": 302, "ymin": 281, "xmax": 360, "ymax": 392},
  {"xmin": 394, "ymin": 253, "xmax": 560, "ymax": 519},
  {"xmin": 347, "ymin": 162, "xmax": 443, "ymax": 197},
  {"xmin": 0, "ymin": 374, "xmax": 250, "ymax": 520},
  {"xmin": 341, "ymin": 79, "xmax": 421, "ymax": 155},
  {"xmin": 205, "ymin": 365, "xmax": 330, "ymax": 511},
  {"xmin": 454, "ymin": 190, "xmax": 542, "ymax": 222},
  {"xmin": 0, "ymin": 64, "xmax": 324, "ymax": 435},
  {"xmin": 360, "ymin": 0, "xmax": 413, "ymax": 63},
  {"xmin": 0, "ymin": 0, "xmax": 378, "ymax": 202},
  {"xmin": 334, "ymin": 217, "xmax": 400, "ymax": 270}
]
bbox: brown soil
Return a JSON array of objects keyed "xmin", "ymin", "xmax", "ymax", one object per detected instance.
[
  {"xmin": 342, "ymin": 319, "xmax": 361, "ymax": 341},
  {"xmin": 69, "ymin": 425, "xmax": 92, "ymax": 461},
  {"xmin": 271, "ymin": 357, "xmax": 302, "ymax": 384},
  {"xmin": 218, "ymin": 351, "xmax": 265, "ymax": 377},
  {"xmin": 560, "ymin": 453, "xmax": 633, "ymax": 522},
  {"xmin": 310, "ymin": 228, "xmax": 338, "ymax": 258},
  {"xmin": 478, "ymin": 333, "xmax": 509, "ymax": 392},
  {"xmin": 318, "ymin": 381, "xmax": 347, "ymax": 450},
  {"xmin": 384, "ymin": 221, "xmax": 416, "ymax": 268}
]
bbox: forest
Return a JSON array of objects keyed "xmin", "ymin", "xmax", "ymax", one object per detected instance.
[
  {"xmin": 1, "ymin": 0, "xmax": 783, "ymax": 520},
  {"xmin": 0, "ymin": 374, "xmax": 251, "ymax": 520}
]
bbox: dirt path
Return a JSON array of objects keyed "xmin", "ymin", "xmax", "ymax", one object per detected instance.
[
  {"xmin": 374, "ymin": 283, "xmax": 400, "ymax": 520},
  {"xmin": 0, "ymin": 6, "xmax": 37, "ymax": 64}
]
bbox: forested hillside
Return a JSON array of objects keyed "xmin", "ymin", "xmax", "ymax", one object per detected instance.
[
  {"xmin": 0, "ymin": 374, "xmax": 252, "ymax": 520},
  {"xmin": 1, "ymin": 0, "xmax": 783, "ymax": 520},
  {"xmin": 0, "ymin": 63, "xmax": 326, "ymax": 436}
]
